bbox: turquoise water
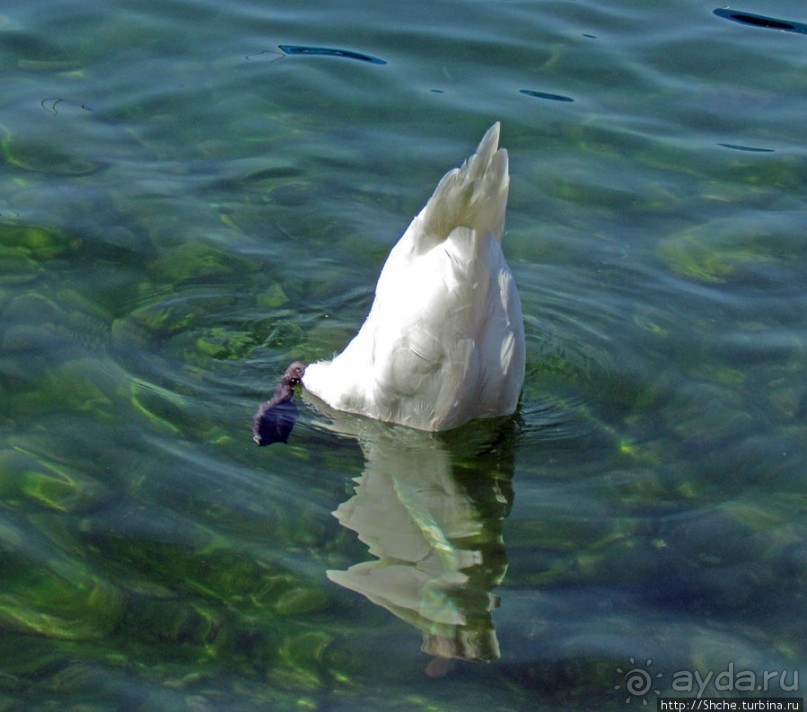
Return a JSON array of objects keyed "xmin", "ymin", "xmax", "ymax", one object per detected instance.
[{"xmin": 2, "ymin": 0, "xmax": 807, "ymax": 709}]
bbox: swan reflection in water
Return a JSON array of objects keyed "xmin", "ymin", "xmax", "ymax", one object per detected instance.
[{"xmin": 308, "ymin": 394, "xmax": 517, "ymax": 670}]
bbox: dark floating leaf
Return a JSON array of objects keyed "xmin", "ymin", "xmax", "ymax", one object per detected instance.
[
  {"xmin": 719, "ymin": 143, "xmax": 775, "ymax": 154},
  {"xmin": 519, "ymin": 89, "xmax": 574, "ymax": 103},
  {"xmin": 713, "ymin": 9, "xmax": 807, "ymax": 35},
  {"xmin": 278, "ymin": 45, "xmax": 387, "ymax": 65}
]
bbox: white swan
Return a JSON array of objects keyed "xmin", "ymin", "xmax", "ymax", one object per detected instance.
[{"xmin": 302, "ymin": 122, "xmax": 525, "ymax": 432}]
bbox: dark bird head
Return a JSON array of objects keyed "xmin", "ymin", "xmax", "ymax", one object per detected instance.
[{"xmin": 283, "ymin": 361, "xmax": 306, "ymax": 388}]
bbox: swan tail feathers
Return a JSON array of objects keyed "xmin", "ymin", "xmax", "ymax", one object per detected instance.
[{"xmin": 413, "ymin": 122, "xmax": 510, "ymax": 250}]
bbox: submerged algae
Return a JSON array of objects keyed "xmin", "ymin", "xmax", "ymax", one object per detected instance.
[
  {"xmin": 0, "ymin": 449, "xmax": 110, "ymax": 514},
  {"xmin": 659, "ymin": 215, "xmax": 801, "ymax": 285},
  {"xmin": 0, "ymin": 222, "xmax": 80, "ymax": 260}
]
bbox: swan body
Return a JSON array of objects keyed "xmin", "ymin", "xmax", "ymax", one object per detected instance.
[{"xmin": 303, "ymin": 123, "xmax": 525, "ymax": 431}]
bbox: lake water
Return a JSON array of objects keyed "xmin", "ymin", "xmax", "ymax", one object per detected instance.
[{"xmin": 1, "ymin": 0, "xmax": 806, "ymax": 709}]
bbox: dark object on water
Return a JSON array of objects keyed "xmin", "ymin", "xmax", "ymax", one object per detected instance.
[
  {"xmin": 278, "ymin": 45, "xmax": 387, "ymax": 65},
  {"xmin": 252, "ymin": 362, "xmax": 306, "ymax": 446},
  {"xmin": 519, "ymin": 89, "xmax": 574, "ymax": 103},
  {"xmin": 718, "ymin": 143, "xmax": 775, "ymax": 154},
  {"xmin": 713, "ymin": 9, "xmax": 807, "ymax": 35}
]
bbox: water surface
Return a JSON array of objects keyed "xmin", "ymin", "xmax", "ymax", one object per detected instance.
[{"xmin": 1, "ymin": 0, "xmax": 806, "ymax": 709}]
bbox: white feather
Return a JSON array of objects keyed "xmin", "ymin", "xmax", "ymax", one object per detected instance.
[{"xmin": 303, "ymin": 122, "xmax": 525, "ymax": 431}]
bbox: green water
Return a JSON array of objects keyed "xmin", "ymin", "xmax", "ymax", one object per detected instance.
[{"xmin": 1, "ymin": 0, "xmax": 806, "ymax": 709}]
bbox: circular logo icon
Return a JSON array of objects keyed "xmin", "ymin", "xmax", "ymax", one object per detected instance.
[{"xmin": 615, "ymin": 657, "xmax": 663, "ymax": 704}]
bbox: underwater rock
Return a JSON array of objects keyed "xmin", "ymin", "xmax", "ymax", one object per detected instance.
[
  {"xmin": 0, "ymin": 222, "xmax": 80, "ymax": 261},
  {"xmin": 12, "ymin": 357, "xmax": 121, "ymax": 417},
  {"xmin": 0, "ymin": 125, "xmax": 103, "ymax": 176},
  {"xmin": 666, "ymin": 382, "xmax": 753, "ymax": 444},
  {"xmin": 196, "ymin": 327, "xmax": 258, "ymax": 360},
  {"xmin": 149, "ymin": 240, "xmax": 251, "ymax": 283}
]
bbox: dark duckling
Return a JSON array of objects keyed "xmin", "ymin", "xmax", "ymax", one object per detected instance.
[{"xmin": 252, "ymin": 361, "xmax": 306, "ymax": 446}]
